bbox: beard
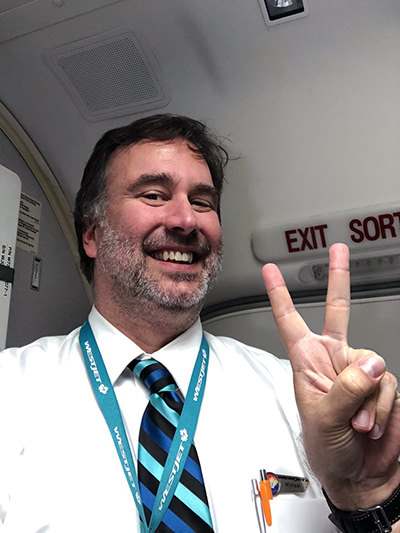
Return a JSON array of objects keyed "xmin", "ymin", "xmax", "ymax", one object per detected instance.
[{"xmin": 95, "ymin": 217, "xmax": 223, "ymax": 313}]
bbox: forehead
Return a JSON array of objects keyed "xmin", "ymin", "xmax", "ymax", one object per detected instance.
[{"xmin": 107, "ymin": 139, "xmax": 213, "ymax": 191}]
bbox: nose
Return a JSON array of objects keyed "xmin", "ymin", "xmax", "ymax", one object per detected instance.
[{"xmin": 164, "ymin": 195, "xmax": 198, "ymax": 235}]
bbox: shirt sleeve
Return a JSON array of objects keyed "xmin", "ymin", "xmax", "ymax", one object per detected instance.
[{"xmin": 0, "ymin": 347, "xmax": 29, "ymax": 528}]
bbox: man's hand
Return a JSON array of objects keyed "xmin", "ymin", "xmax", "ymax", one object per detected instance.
[{"xmin": 262, "ymin": 243, "xmax": 400, "ymax": 511}]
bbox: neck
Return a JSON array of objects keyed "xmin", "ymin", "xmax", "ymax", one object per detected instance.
[{"xmin": 95, "ymin": 294, "xmax": 201, "ymax": 353}]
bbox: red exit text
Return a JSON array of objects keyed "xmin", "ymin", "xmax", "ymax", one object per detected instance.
[
  {"xmin": 284, "ymin": 211, "xmax": 400, "ymax": 253},
  {"xmin": 285, "ymin": 225, "xmax": 328, "ymax": 253},
  {"xmin": 349, "ymin": 212, "xmax": 400, "ymax": 243}
]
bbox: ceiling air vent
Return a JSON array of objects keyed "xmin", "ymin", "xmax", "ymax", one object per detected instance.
[{"xmin": 45, "ymin": 29, "xmax": 170, "ymax": 121}]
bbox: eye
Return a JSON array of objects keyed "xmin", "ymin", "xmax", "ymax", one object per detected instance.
[
  {"xmin": 190, "ymin": 198, "xmax": 217, "ymax": 212},
  {"xmin": 139, "ymin": 190, "xmax": 168, "ymax": 205},
  {"xmin": 144, "ymin": 192, "xmax": 161, "ymax": 200}
]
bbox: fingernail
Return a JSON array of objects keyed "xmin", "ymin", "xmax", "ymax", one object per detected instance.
[
  {"xmin": 370, "ymin": 423, "xmax": 382, "ymax": 440},
  {"xmin": 357, "ymin": 356, "xmax": 386, "ymax": 378},
  {"xmin": 353, "ymin": 409, "xmax": 370, "ymax": 429}
]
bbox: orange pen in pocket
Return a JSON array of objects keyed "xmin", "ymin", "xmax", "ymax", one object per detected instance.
[{"xmin": 259, "ymin": 469, "xmax": 273, "ymax": 526}]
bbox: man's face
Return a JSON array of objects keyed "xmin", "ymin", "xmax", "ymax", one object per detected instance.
[{"xmin": 88, "ymin": 139, "xmax": 223, "ymax": 311}]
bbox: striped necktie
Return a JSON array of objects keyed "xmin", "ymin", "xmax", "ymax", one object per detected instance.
[{"xmin": 129, "ymin": 357, "xmax": 214, "ymax": 533}]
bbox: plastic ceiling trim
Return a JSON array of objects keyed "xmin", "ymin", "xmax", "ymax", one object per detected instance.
[{"xmin": 0, "ymin": 100, "xmax": 93, "ymax": 303}]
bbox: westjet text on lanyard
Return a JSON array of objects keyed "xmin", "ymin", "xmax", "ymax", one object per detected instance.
[{"xmin": 79, "ymin": 319, "xmax": 212, "ymax": 532}]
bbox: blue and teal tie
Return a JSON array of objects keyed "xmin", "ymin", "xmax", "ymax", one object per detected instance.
[{"xmin": 129, "ymin": 358, "xmax": 214, "ymax": 533}]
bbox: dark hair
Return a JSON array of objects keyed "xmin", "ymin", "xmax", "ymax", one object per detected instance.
[{"xmin": 74, "ymin": 113, "xmax": 229, "ymax": 282}]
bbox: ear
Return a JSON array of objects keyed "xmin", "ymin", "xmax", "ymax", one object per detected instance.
[{"xmin": 82, "ymin": 224, "xmax": 98, "ymax": 259}]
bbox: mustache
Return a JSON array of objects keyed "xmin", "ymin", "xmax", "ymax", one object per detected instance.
[{"xmin": 142, "ymin": 230, "xmax": 211, "ymax": 255}]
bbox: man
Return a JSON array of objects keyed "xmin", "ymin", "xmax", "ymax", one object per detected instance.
[{"xmin": 1, "ymin": 114, "xmax": 399, "ymax": 532}]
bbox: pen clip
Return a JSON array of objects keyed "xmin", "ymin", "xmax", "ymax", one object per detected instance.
[{"xmin": 252, "ymin": 479, "xmax": 267, "ymax": 533}]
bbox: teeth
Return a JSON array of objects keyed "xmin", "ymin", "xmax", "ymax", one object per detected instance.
[{"xmin": 154, "ymin": 251, "xmax": 193, "ymax": 264}]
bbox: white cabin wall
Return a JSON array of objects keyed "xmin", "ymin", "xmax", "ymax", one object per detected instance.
[
  {"xmin": 0, "ymin": 132, "xmax": 91, "ymax": 347},
  {"xmin": 203, "ymin": 295, "xmax": 400, "ymax": 376}
]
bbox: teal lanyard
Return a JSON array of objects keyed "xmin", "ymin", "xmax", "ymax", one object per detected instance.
[{"xmin": 79, "ymin": 319, "xmax": 211, "ymax": 532}]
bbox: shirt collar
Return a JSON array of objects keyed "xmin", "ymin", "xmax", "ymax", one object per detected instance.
[
  {"xmin": 87, "ymin": 306, "xmax": 203, "ymax": 392},
  {"xmin": 150, "ymin": 319, "xmax": 203, "ymax": 397},
  {"xmin": 88, "ymin": 307, "xmax": 143, "ymax": 385}
]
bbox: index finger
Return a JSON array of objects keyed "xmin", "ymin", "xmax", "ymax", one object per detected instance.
[
  {"xmin": 262, "ymin": 263, "xmax": 310, "ymax": 352},
  {"xmin": 323, "ymin": 243, "xmax": 350, "ymax": 342}
]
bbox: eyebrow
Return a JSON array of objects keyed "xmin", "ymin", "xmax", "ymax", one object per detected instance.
[
  {"xmin": 126, "ymin": 172, "xmax": 219, "ymax": 204},
  {"xmin": 125, "ymin": 172, "xmax": 173, "ymax": 193}
]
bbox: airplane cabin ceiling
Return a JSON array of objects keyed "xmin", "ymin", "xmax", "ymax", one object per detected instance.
[{"xmin": 0, "ymin": 0, "xmax": 399, "ymax": 310}]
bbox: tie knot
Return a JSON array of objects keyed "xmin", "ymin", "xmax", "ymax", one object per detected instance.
[{"xmin": 129, "ymin": 357, "xmax": 177, "ymax": 395}]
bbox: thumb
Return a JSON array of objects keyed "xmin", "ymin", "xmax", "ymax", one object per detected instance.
[{"xmin": 323, "ymin": 354, "xmax": 386, "ymax": 423}]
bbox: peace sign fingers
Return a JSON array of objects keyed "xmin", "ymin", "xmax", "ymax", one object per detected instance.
[
  {"xmin": 322, "ymin": 243, "xmax": 351, "ymax": 344},
  {"xmin": 262, "ymin": 262, "xmax": 310, "ymax": 354},
  {"xmin": 262, "ymin": 243, "xmax": 352, "ymax": 379}
]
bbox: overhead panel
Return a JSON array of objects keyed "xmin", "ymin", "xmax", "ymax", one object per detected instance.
[
  {"xmin": 0, "ymin": 0, "xmax": 123, "ymax": 43},
  {"xmin": 252, "ymin": 203, "xmax": 400, "ymax": 292}
]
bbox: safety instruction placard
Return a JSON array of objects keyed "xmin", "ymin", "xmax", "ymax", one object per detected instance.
[
  {"xmin": 0, "ymin": 165, "xmax": 21, "ymax": 350},
  {"xmin": 17, "ymin": 192, "xmax": 41, "ymax": 254}
]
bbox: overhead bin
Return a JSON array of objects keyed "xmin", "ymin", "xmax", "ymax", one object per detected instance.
[{"xmin": 0, "ymin": 165, "xmax": 21, "ymax": 349}]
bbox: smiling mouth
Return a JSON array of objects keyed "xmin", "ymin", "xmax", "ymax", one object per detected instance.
[{"xmin": 151, "ymin": 250, "xmax": 195, "ymax": 264}]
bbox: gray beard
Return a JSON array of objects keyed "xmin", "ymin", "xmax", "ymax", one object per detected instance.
[{"xmin": 96, "ymin": 219, "xmax": 223, "ymax": 314}]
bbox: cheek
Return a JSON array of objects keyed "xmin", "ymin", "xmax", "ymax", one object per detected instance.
[
  {"xmin": 203, "ymin": 215, "xmax": 222, "ymax": 249},
  {"xmin": 109, "ymin": 209, "xmax": 147, "ymax": 236},
  {"xmin": 120, "ymin": 205, "xmax": 160, "ymax": 233}
]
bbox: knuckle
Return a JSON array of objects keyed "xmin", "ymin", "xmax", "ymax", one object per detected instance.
[
  {"xmin": 339, "ymin": 368, "xmax": 370, "ymax": 399},
  {"xmin": 326, "ymin": 296, "xmax": 350, "ymax": 309},
  {"xmin": 382, "ymin": 371, "xmax": 398, "ymax": 388},
  {"xmin": 375, "ymin": 402, "xmax": 389, "ymax": 418},
  {"xmin": 356, "ymin": 348, "xmax": 379, "ymax": 360}
]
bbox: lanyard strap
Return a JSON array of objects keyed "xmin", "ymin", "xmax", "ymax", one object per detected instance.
[{"xmin": 79, "ymin": 319, "xmax": 210, "ymax": 532}]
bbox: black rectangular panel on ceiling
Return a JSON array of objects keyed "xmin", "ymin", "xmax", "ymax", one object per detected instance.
[{"xmin": 259, "ymin": 0, "xmax": 309, "ymax": 27}]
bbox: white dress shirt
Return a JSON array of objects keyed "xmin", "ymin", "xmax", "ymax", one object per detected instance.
[{"xmin": 0, "ymin": 307, "xmax": 335, "ymax": 532}]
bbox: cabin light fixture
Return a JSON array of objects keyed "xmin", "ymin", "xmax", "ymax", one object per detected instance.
[
  {"xmin": 267, "ymin": 0, "xmax": 296, "ymax": 8},
  {"xmin": 259, "ymin": 0, "xmax": 309, "ymax": 26},
  {"xmin": 298, "ymin": 254, "xmax": 400, "ymax": 285}
]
